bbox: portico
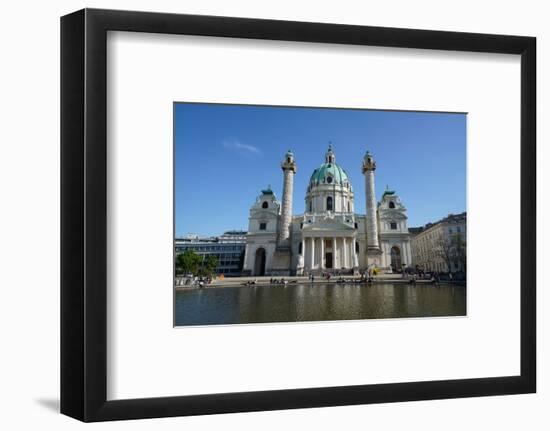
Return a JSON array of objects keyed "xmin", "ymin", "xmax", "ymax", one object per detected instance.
[{"xmin": 300, "ymin": 234, "xmax": 358, "ymax": 272}]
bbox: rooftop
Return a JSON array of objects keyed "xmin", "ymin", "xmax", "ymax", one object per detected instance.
[
  {"xmin": 175, "ymin": 230, "xmax": 247, "ymax": 243},
  {"xmin": 409, "ymin": 211, "xmax": 467, "ymax": 235},
  {"xmin": 261, "ymin": 185, "xmax": 274, "ymax": 195}
]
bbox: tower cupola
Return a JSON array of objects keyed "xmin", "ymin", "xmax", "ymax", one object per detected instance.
[
  {"xmin": 281, "ymin": 149, "xmax": 297, "ymax": 173},
  {"xmin": 362, "ymin": 150, "xmax": 376, "ymax": 172}
]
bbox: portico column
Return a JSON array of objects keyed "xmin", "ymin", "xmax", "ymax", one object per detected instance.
[
  {"xmin": 352, "ymin": 237, "xmax": 359, "ymax": 268},
  {"xmin": 343, "ymin": 237, "xmax": 347, "ymax": 268},
  {"xmin": 333, "ymin": 237, "xmax": 338, "ymax": 269},
  {"xmin": 311, "ymin": 237, "xmax": 315, "ymax": 270},
  {"xmin": 320, "ymin": 237, "xmax": 325, "ymax": 269},
  {"xmin": 404, "ymin": 241, "xmax": 411, "ymax": 266},
  {"xmin": 300, "ymin": 238, "xmax": 306, "ymax": 270},
  {"xmin": 243, "ymin": 246, "xmax": 249, "ymax": 271}
]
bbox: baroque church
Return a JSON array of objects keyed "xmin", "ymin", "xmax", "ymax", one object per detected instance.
[{"xmin": 242, "ymin": 145, "xmax": 412, "ymax": 276}]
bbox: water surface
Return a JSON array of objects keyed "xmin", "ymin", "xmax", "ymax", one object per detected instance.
[{"xmin": 175, "ymin": 283, "xmax": 466, "ymax": 326}]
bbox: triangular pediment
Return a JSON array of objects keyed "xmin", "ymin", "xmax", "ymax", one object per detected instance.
[{"xmin": 379, "ymin": 210, "xmax": 407, "ymax": 221}]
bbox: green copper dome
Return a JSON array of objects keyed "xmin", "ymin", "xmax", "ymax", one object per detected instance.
[
  {"xmin": 309, "ymin": 162, "xmax": 350, "ymax": 186},
  {"xmin": 308, "ymin": 144, "xmax": 352, "ymax": 189}
]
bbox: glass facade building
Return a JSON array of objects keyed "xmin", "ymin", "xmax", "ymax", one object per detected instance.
[{"xmin": 174, "ymin": 231, "xmax": 246, "ymax": 276}]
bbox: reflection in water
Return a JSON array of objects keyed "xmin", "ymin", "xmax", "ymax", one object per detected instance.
[{"xmin": 175, "ymin": 283, "xmax": 466, "ymax": 326}]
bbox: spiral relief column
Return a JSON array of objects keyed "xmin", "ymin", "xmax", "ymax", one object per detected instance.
[
  {"xmin": 362, "ymin": 151, "xmax": 382, "ymax": 266},
  {"xmin": 270, "ymin": 150, "xmax": 297, "ymax": 276},
  {"xmin": 279, "ymin": 150, "xmax": 297, "ymax": 247}
]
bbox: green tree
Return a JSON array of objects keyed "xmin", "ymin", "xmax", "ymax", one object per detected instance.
[
  {"xmin": 434, "ymin": 232, "xmax": 467, "ymax": 274},
  {"xmin": 434, "ymin": 234, "xmax": 453, "ymax": 272},
  {"xmin": 175, "ymin": 250, "xmax": 202, "ymax": 275},
  {"xmin": 198, "ymin": 255, "xmax": 219, "ymax": 277},
  {"xmin": 451, "ymin": 233, "xmax": 467, "ymax": 273}
]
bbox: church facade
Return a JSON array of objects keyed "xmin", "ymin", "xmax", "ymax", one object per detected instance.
[{"xmin": 242, "ymin": 146, "xmax": 412, "ymax": 276}]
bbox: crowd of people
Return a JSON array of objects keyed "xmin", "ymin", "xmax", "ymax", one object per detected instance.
[
  {"xmin": 304, "ymin": 270, "xmax": 376, "ymax": 284},
  {"xmin": 236, "ymin": 268, "xmax": 456, "ymax": 288},
  {"xmin": 406, "ymin": 271, "xmax": 441, "ymax": 285},
  {"xmin": 268, "ymin": 277, "xmax": 298, "ymax": 285},
  {"xmin": 196, "ymin": 276, "xmax": 213, "ymax": 288}
]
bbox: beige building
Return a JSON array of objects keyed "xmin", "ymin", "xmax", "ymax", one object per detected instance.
[{"xmin": 410, "ymin": 212, "xmax": 467, "ymax": 273}]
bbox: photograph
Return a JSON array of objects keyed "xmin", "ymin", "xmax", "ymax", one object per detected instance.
[{"xmin": 174, "ymin": 103, "xmax": 467, "ymax": 326}]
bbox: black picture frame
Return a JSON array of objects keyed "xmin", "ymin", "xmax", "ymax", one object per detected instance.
[{"xmin": 61, "ymin": 8, "xmax": 536, "ymax": 422}]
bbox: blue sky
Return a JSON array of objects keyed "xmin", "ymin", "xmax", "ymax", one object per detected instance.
[{"xmin": 175, "ymin": 103, "xmax": 466, "ymax": 237}]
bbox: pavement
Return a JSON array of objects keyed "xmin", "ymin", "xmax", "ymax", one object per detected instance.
[{"xmin": 174, "ymin": 274, "xmax": 459, "ymax": 289}]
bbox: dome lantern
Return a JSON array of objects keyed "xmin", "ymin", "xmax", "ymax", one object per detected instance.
[{"xmin": 325, "ymin": 142, "xmax": 336, "ymax": 164}]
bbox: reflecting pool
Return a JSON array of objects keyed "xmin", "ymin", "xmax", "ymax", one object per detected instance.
[{"xmin": 175, "ymin": 283, "xmax": 466, "ymax": 326}]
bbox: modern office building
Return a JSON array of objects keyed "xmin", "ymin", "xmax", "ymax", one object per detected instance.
[{"xmin": 174, "ymin": 230, "xmax": 246, "ymax": 276}]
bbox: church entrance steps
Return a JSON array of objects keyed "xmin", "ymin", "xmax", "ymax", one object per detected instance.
[{"xmin": 175, "ymin": 275, "xmax": 455, "ymax": 290}]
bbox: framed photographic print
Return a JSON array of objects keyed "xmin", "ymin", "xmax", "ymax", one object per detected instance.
[{"xmin": 61, "ymin": 8, "xmax": 536, "ymax": 422}]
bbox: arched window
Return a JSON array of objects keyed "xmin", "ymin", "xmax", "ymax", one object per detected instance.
[
  {"xmin": 355, "ymin": 242, "xmax": 360, "ymax": 253},
  {"xmin": 326, "ymin": 196, "xmax": 333, "ymax": 211},
  {"xmin": 298, "ymin": 242, "xmax": 303, "ymax": 254},
  {"xmin": 389, "ymin": 201, "xmax": 395, "ymax": 209},
  {"xmin": 309, "ymin": 200, "xmax": 312, "ymax": 212},
  {"xmin": 262, "ymin": 201, "xmax": 268, "ymax": 209}
]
